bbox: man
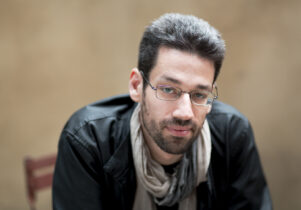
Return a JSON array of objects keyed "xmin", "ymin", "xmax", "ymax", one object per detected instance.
[{"xmin": 53, "ymin": 13, "xmax": 272, "ymax": 210}]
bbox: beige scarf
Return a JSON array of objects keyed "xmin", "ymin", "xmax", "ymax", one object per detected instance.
[{"xmin": 130, "ymin": 104, "xmax": 211, "ymax": 210}]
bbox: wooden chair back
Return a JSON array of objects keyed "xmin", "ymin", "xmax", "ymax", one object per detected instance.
[{"xmin": 24, "ymin": 154, "xmax": 57, "ymax": 210}]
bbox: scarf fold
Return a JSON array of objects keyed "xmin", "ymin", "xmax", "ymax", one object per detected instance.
[{"xmin": 130, "ymin": 104, "xmax": 211, "ymax": 210}]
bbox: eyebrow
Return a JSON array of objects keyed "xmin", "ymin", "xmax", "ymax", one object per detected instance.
[{"xmin": 159, "ymin": 75, "xmax": 212, "ymax": 91}]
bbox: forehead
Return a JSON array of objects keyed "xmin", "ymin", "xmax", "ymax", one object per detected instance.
[{"xmin": 149, "ymin": 47, "xmax": 215, "ymax": 88}]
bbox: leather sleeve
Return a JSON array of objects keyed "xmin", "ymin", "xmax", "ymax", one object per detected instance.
[
  {"xmin": 227, "ymin": 117, "xmax": 273, "ymax": 210},
  {"xmin": 52, "ymin": 130, "xmax": 106, "ymax": 210}
]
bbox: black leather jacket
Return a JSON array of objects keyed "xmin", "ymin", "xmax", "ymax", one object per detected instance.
[{"xmin": 52, "ymin": 94, "xmax": 272, "ymax": 210}]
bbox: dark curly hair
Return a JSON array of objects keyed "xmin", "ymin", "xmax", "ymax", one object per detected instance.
[{"xmin": 138, "ymin": 13, "xmax": 225, "ymax": 87}]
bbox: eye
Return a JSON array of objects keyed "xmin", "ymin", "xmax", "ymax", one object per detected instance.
[
  {"xmin": 192, "ymin": 92, "xmax": 207, "ymax": 99},
  {"xmin": 160, "ymin": 86, "xmax": 176, "ymax": 94}
]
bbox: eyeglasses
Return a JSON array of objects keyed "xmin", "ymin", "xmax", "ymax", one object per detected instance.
[{"xmin": 140, "ymin": 71, "xmax": 218, "ymax": 106}]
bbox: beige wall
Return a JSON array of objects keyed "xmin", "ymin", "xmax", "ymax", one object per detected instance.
[{"xmin": 1, "ymin": 1, "xmax": 300, "ymax": 209}]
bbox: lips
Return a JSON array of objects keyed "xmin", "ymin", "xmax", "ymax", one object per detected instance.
[{"xmin": 166, "ymin": 126, "xmax": 192, "ymax": 137}]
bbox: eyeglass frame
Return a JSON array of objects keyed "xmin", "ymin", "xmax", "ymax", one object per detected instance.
[{"xmin": 140, "ymin": 71, "xmax": 218, "ymax": 106}]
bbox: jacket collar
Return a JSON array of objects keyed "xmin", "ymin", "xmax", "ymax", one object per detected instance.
[
  {"xmin": 102, "ymin": 104, "xmax": 137, "ymax": 210},
  {"xmin": 103, "ymin": 103, "xmax": 137, "ymax": 184}
]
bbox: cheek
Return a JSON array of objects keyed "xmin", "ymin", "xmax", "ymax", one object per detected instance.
[
  {"xmin": 148, "ymin": 101, "xmax": 171, "ymax": 120},
  {"xmin": 143, "ymin": 90, "xmax": 172, "ymax": 118},
  {"xmin": 195, "ymin": 109, "xmax": 209, "ymax": 127}
]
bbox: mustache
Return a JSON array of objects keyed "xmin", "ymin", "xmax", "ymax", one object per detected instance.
[{"xmin": 161, "ymin": 118, "xmax": 196, "ymax": 128}]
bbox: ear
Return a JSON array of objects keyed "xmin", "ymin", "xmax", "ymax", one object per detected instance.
[
  {"xmin": 129, "ymin": 68, "xmax": 143, "ymax": 102},
  {"xmin": 206, "ymin": 105, "xmax": 212, "ymax": 114}
]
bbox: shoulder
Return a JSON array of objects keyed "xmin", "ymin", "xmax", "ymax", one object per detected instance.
[
  {"xmin": 63, "ymin": 94, "xmax": 136, "ymax": 134},
  {"xmin": 59, "ymin": 94, "xmax": 136, "ymax": 162},
  {"xmin": 209, "ymin": 100, "xmax": 247, "ymax": 120},
  {"xmin": 207, "ymin": 100, "xmax": 254, "ymax": 152},
  {"xmin": 207, "ymin": 100, "xmax": 250, "ymax": 131}
]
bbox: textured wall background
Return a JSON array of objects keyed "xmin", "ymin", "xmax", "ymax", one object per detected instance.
[{"xmin": 0, "ymin": 0, "xmax": 300, "ymax": 209}]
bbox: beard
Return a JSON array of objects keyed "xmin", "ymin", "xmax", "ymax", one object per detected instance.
[{"xmin": 140, "ymin": 97, "xmax": 201, "ymax": 155}]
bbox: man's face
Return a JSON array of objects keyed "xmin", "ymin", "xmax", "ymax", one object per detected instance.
[{"xmin": 138, "ymin": 47, "xmax": 215, "ymax": 155}]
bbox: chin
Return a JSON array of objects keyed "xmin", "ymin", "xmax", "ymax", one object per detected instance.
[{"xmin": 161, "ymin": 141, "xmax": 193, "ymax": 155}]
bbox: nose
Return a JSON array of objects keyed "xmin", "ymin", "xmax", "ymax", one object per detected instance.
[{"xmin": 172, "ymin": 93, "xmax": 194, "ymax": 121}]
